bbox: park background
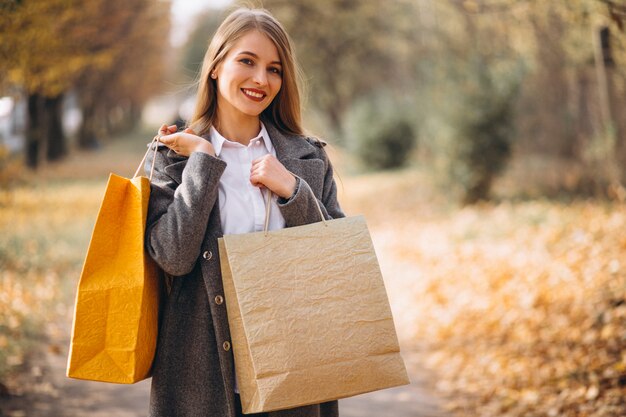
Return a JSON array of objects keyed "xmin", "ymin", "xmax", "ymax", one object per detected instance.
[{"xmin": 1, "ymin": 0, "xmax": 625, "ymax": 416}]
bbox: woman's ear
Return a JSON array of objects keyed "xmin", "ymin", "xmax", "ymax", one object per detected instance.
[{"xmin": 211, "ymin": 63, "xmax": 221, "ymax": 80}]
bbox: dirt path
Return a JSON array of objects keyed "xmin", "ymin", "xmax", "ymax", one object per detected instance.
[
  {"xmin": 0, "ymin": 334, "xmax": 446, "ymax": 417},
  {"xmin": 0, "ymin": 334, "xmax": 444, "ymax": 417}
]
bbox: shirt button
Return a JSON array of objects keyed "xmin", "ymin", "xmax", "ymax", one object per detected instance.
[
  {"xmin": 223, "ymin": 341, "xmax": 231, "ymax": 351},
  {"xmin": 215, "ymin": 295, "xmax": 224, "ymax": 305},
  {"xmin": 202, "ymin": 250, "xmax": 212, "ymax": 260}
]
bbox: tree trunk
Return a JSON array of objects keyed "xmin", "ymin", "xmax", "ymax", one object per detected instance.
[
  {"xmin": 44, "ymin": 94, "xmax": 66, "ymax": 161},
  {"xmin": 574, "ymin": 70, "xmax": 594, "ymax": 159},
  {"xmin": 607, "ymin": 64, "xmax": 626, "ymax": 184},
  {"xmin": 96, "ymin": 103, "xmax": 109, "ymax": 140},
  {"xmin": 26, "ymin": 93, "xmax": 43, "ymax": 169},
  {"xmin": 78, "ymin": 98, "xmax": 99, "ymax": 149},
  {"xmin": 128, "ymin": 101, "xmax": 142, "ymax": 131},
  {"xmin": 591, "ymin": 25, "xmax": 620, "ymax": 192}
]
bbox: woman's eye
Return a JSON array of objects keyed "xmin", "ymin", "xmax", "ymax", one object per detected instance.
[
  {"xmin": 269, "ymin": 67, "xmax": 282, "ymax": 75},
  {"xmin": 239, "ymin": 58, "xmax": 253, "ymax": 65}
]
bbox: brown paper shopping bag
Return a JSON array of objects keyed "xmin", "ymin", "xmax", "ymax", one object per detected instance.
[
  {"xmin": 219, "ymin": 191, "xmax": 410, "ymax": 413},
  {"xmin": 66, "ymin": 138, "xmax": 162, "ymax": 384}
]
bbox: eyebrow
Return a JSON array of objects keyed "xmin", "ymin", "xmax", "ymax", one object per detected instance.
[{"xmin": 237, "ymin": 51, "xmax": 282, "ymax": 66}]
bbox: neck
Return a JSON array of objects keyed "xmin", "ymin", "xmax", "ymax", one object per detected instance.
[{"xmin": 214, "ymin": 111, "xmax": 261, "ymax": 146}]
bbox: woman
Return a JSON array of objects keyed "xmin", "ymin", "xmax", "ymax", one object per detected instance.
[{"xmin": 144, "ymin": 7, "xmax": 344, "ymax": 417}]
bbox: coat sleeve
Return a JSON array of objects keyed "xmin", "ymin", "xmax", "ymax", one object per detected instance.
[
  {"xmin": 277, "ymin": 144, "xmax": 345, "ymax": 226},
  {"xmin": 144, "ymin": 147, "xmax": 227, "ymax": 276}
]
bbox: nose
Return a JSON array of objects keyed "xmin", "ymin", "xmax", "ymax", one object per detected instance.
[{"xmin": 252, "ymin": 67, "xmax": 268, "ymax": 86}]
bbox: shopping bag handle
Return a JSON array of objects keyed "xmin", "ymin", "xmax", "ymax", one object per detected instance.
[
  {"xmin": 263, "ymin": 176, "xmax": 327, "ymax": 236},
  {"xmin": 132, "ymin": 135, "xmax": 161, "ymax": 181}
]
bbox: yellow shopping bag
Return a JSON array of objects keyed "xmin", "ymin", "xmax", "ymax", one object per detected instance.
[{"xmin": 66, "ymin": 138, "xmax": 162, "ymax": 384}]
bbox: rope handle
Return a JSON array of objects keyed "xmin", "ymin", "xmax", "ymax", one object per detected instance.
[
  {"xmin": 132, "ymin": 134, "xmax": 161, "ymax": 181},
  {"xmin": 263, "ymin": 174, "xmax": 327, "ymax": 236}
]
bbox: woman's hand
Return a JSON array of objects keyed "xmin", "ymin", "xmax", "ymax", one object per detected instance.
[
  {"xmin": 156, "ymin": 124, "xmax": 215, "ymax": 157},
  {"xmin": 250, "ymin": 155, "xmax": 297, "ymax": 199}
]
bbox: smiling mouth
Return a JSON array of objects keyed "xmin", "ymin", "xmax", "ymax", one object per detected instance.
[{"xmin": 241, "ymin": 88, "xmax": 266, "ymax": 102}]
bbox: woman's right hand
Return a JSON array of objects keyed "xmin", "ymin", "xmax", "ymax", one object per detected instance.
[{"xmin": 157, "ymin": 124, "xmax": 216, "ymax": 157}]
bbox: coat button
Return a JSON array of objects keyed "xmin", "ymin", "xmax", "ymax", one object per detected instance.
[
  {"xmin": 202, "ymin": 250, "xmax": 212, "ymax": 260},
  {"xmin": 223, "ymin": 341, "xmax": 231, "ymax": 351},
  {"xmin": 215, "ymin": 295, "xmax": 224, "ymax": 305}
]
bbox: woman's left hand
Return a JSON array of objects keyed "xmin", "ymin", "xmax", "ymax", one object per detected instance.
[
  {"xmin": 156, "ymin": 125, "xmax": 215, "ymax": 157},
  {"xmin": 250, "ymin": 155, "xmax": 297, "ymax": 199}
]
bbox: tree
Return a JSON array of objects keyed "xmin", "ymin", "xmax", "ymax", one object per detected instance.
[
  {"xmin": 414, "ymin": 0, "xmax": 626, "ymax": 198},
  {"xmin": 0, "ymin": 0, "xmax": 170, "ymax": 166},
  {"xmin": 262, "ymin": 0, "xmax": 417, "ymax": 137},
  {"xmin": 1, "ymin": 1, "xmax": 90, "ymax": 166},
  {"xmin": 73, "ymin": 0, "xmax": 170, "ymax": 148}
]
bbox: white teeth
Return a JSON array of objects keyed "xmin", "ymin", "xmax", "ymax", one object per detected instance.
[{"xmin": 243, "ymin": 89, "xmax": 264, "ymax": 98}]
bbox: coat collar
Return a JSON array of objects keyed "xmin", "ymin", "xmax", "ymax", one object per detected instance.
[
  {"xmin": 200, "ymin": 122, "xmax": 318, "ymax": 161},
  {"xmin": 264, "ymin": 123, "xmax": 319, "ymax": 161}
]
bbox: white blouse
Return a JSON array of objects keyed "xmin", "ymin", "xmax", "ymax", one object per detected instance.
[
  {"xmin": 210, "ymin": 122, "xmax": 286, "ymax": 236},
  {"xmin": 209, "ymin": 122, "xmax": 286, "ymax": 394}
]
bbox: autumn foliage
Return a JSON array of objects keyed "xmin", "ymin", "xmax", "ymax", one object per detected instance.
[
  {"xmin": 0, "ymin": 0, "xmax": 170, "ymax": 165},
  {"xmin": 344, "ymin": 170, "xmax": 626, "ymax": 417},
  {"xmin": 413, "ymin": 203, "xmax": 626, "ymax": 416}
]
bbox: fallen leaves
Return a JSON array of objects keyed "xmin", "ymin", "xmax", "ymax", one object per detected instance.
[
  {"xmin": 373, "ymin": 198, "xmax": 626, "ymax": 417},
  {"xmin": 339, "ymin": 168, "xmax": 625, "ymax": 415},
  {"xmin": 0, "ymin": 182, "xmax": 104, "ymax": 387}
]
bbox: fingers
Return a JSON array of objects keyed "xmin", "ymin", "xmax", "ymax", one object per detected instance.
[
  {"xmin": 250, "ymin": 154, "xmax": 274, "ymax": 170},
  {"xmin": 250, "ymin": 155, "xmax": 270, "ymax": 180},
  {"xmin": 249, "ymin": 158, "xmax": 268, "ymax": 188},
  {"xmin": 158, "ymin": 124, "xmax": 178, "ymax": 135},
  {"xmin": 250, "ymin": 155, "xmax": 284, "ymax": 180},
  {"xmin": 252, "ymin": 154, "xmax": 284, "ymax": 170},
  {"xmin": 156, "ymin": 131, "xmax": 210, "ymax": 157},
  {"xmin": 249, "ymin": 154, "xmax": 296, "ymax": 198},
  {"xmin": 157, "ymin": 135, "xmax": 177, "ymax": 151},
  {"xmin": 249, "ymin": 176, "xmax": 263, "ymax": 188},
  {"xmin": 158, "ymin": 134, "xmax": 173, "ymax": 144},
  {"xmin": 158, "ymin": 131, "xmax": 181, "ymax": 145}
]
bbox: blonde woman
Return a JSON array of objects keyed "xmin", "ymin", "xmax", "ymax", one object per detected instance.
[{"xmin": 145, "ymin": 7, "xmax": 344, "ymax": 417}]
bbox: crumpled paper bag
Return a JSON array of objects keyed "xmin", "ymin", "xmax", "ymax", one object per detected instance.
[
  {"xmin": 66, "ymin": 174, "xmax": 160, "ymax": 384},
  {"xmin": 219, "ymin": 215, "xmax": 410, "ymax": 413}
]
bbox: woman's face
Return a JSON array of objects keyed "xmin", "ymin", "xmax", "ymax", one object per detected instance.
[{"xmin": 214, "ymin": 30, "xmax": 283, "ymax": 122}]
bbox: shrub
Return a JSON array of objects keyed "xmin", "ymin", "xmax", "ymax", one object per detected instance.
[
  {"xmin": 345, "ymin": 93, "xmax": 418, "ymax": 171},
  {"xmin": 449, "ymin": 60, "xmax": 522, "ymax": 204}
]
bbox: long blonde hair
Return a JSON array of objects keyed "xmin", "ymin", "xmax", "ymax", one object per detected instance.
[{"xmin": 189, "ymin": 8, "xmax": 304, "ymax": 136}]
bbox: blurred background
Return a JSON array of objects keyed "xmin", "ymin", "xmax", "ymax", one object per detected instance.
[{"xmin": 1, "ymin": 0, "xmax": 625, "ymax": 416}]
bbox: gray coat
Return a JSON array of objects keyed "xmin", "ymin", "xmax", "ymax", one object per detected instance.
[{"xmin": 144, "ymin": 123, "xmax": 344, "ymax": 417}]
